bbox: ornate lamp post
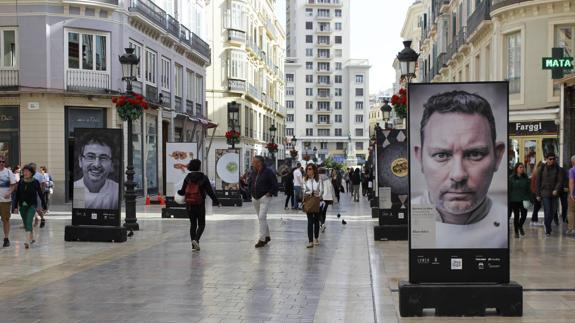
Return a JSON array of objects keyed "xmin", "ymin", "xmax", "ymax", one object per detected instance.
[
  {"xmin": 119, "ymin": 48, "xmax": 140, "ymax": 231},
  {"xmin": 381, "ymin": 99, "xmax": 393, "ymax": 129},
  {"xmin": 397, "ymin": 40, "xmax": 419, "ymax": 83},
  {"xmin": 313, "ymin": 146, "xmax": 318, "ymax": 163}
]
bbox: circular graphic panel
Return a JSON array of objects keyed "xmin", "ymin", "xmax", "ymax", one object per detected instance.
[{"xmin": 216, "ymin": 153, "xmax": 240, "ymax": 184}]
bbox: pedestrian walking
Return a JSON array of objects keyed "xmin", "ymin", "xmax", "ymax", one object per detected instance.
[
  {"xmin": 509, "ymin": 163, "xmax": 530, "ymax": 238},
  {"xmin": 361, "ymin": 168, "xmax": 370, "ymax": 197},
  {"xmin": 330, "ymin": 169, "xmax": 340, "ymax": 203},
  {"xmin": 39, "ymin": 166, "xmax": 53, "ymax": 213},
  {"xmin": 319, "ymin": 167, "xmax": 334, "ymax": 233},
  {"xmin": 13, "ymin": 165, "xmax": 46, "ymax": 249},
  {"xmin": 536, "ymin": 153, "xmax": 563, "ymax": 236},
  {"xmin": 530, "ymin": 161, "xmax": 543, "ymax": 226},
  {"xmin": 282, "ymin": 167, "xmax": 294, "ymax": 210},
  {"xmin": 345, "ymin": 168, "xmax": 352, "ymax": 194},
  {"xmin": 303, "ymin": 163, "xmax": 322, "ymax": 248},
  {"xmin": 0, "ymin": 156, "xmax": 17, "ymax": 248},
  {"xmin": 292, "ymin": 163, "xmax": 303, "ymax": 210},
  {"xmin": 249, "ymin": 156, "xmax": 278, "ymax": 248},
  {"xmin": 177, "ymin": 159, "xmax": 220, "ymax": 251},
  {"xmin": 351, "ymin": 168, "xmax": 361, "ymax": 202},
  {"xmin": 566, "ymin": 155, "xmax": 575, "ymax": 234},
  {"xmin": 28, "ymin": 163, "xmax": 47, "ymax": 228},
  {"xmin": 558, "ymin": 164, "xmax": 569, "ymax": 224}
]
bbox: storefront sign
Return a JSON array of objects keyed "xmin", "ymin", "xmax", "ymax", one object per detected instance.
[
  {"xmin": 542, "ymin": 47, "xmax": 574, "ymax": 79},
  {"xmin": 0, "ymin": 107, "xmax": 18, "ymax": 129},
  {"xmin": 509, "ymin": 121, "xmax": 557, "ymax": 136}
]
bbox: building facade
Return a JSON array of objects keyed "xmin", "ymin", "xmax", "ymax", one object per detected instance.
[
  {"xmin": 285, "ymin": 0, "xmax": 370, "ymax": 166},
  {"xmin": 409, "ymin": 0, "xmax": 575, "ymax": 171},
  {"xmin": 205, "ymin": 0, "xmax": 286, "ymax": 176},
  {"xmin": 0, "ymin": 0, "xmax": 211, "ymax": 203}
]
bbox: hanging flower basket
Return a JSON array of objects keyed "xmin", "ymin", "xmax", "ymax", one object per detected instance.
[
  {"xmin": 113, "ymin": 93, "xmax": 149, "ymax": 121},
  {"xmin": 303, "ymin": 155, "xmax": 311, "ymax": 161},
  {"xmin": 225, "ymin": 130, "xmax": 241, "ymax": 145},
  {"xmin": 266, "ymin": 142, "xmax": 278, "ymax": 153},
  {"xmin": 391, "ymin": 88, "xmax": 407, "ymax": 120},
  {"xmin": 289, "ymin": 149, "xmax": 298, "ymax": 158}
]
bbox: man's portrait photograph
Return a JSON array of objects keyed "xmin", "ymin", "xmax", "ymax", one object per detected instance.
[
  {"xmin": 73, "ymin": 128, "xmax": 122, "ymax": 211},
  {"xmin": 409, "ymin": 82, "xmax": 508, "ymax": 249}
]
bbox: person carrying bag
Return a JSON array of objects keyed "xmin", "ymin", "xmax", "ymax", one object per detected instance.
[{"xmin": 303, "ymin": 163, "xmax": 322, "ymax": 248}]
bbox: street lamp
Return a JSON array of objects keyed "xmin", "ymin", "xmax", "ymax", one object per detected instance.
[
  {"xmin": 380, "ymin": 100, "xmax": 392, "ymax": 129},
  {"xmin": 397, "ymin": 40, "xmax": 419, "ymax": 83},
  {"xmin": 119, "ymin": 48, "xmax": 140, "ymax": 231}
]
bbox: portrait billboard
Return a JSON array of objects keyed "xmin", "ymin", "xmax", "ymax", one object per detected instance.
[
  {"xmin": 408, "ymin": 82, "xmax": 509, "ymax": 283},
  {"xmin": 165, "ymin": 142, "xmax": 198, "ymax": 196},
  {"xmin": 72, "ymin": 128, "xmax": 123, "ymax": 226},
  {"xmin": 215, "ymin": 148, "xmax": 240, "ymax": 190}
]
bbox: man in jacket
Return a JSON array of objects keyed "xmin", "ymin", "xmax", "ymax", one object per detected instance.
[
  {"xmin": 537, "ymin": 152, "xmax": 563, "ymax": 236},
  {"xmin": 249, "ymin": 156, "xmax": 278, "ymax": 248}
]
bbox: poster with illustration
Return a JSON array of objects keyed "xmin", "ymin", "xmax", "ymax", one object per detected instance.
[
  {"xmin": 215, "ymin": 148, "xmax": 240, "ymax": 190},
  {"xmin": 166, "ymin": 142, "xmax": 198, "ymax": 197}
]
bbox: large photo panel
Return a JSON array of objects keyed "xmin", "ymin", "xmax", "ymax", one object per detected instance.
[
  {"xmin": 166, "ymin": 142, "xmax": 198, "ymax": 197},
  {"xmin": 408, "ymin": 82, "xmax": 509, "ymax": 283}
]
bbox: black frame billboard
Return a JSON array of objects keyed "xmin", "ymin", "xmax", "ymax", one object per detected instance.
[{"xmin": 408, "ymin": 82, "xmax": 509, "ymax": 283}]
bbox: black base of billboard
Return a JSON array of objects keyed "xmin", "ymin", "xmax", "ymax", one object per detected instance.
[
  {"xmin": 216, "ymin": 190, "xmax": 243, "ymax": 207},
  {"xmin": 371, "ymin": 208, "xmax": 379, "ymax": 218},
  {"xmin": 161, "ymin": 207, "xmax": 188, "ymax": 218},
  {"xmin": 374, "ymin": 224, "xmax": 408, "ymax": 240},
  {"xmin": 399, "ymin": 281, "xmax": 522, "ymax": 317},
  {"xmin": 65, "ymin": 225, "xmax": 127, "ymax": 243}
]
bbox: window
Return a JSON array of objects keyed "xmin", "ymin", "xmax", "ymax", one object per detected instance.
[
  {"xmin": 67, "ymin": 30, "xmax": 109, "ymax": 71},
  {"xmin": 355, "ymin": 88, "xmax": 364, "ymax": 96},
  {"xmin": 306, "ymin": 62, "xmax": 313, "ymax": 70},
  {"xmin": 355, "ymin": 128, "xmax": 363, "ymax": 136},
  {"xmin": 305, "ymin": 8, "xmax": 313, "ymax": 17},
  {"xmin": 335, "ymin": 22, "xmax": 342, "ymax": 30},
  {"xmin": 335, "ymin": 88, "xmax": 342, "ymax": 96},
  {"xmin": 355, "ymin": 115, "xmax": 363, "ymax": 123},
  {"xmin": 306, "ymin": 114, "xmax": 313, "ymax": 122},
  {"xmin": 306, "ymin": 88, "xmax": 313, "ymax": 96},
  {"xmin": 335, "ymin": 9, "xmax": 342, "ymax": 17},
  {"xmin": 318, "ymin": 115, "xmax": 330, "ymax": 124},
  {"xmin": 318, "ymin": 62, "xmax": 330, "ymax": 71},
  {"xmin": 505, "ymin": 31, "xmax": 521, "ymax": 94},
  {"xmin": 1, "ymin": 29, "xmax": 17, "ymax": 68},
  {"xmin": 144, "ymin": 49, "xmax": 156, "ymax": 83},
  {"xmin": 335, "ymin": 36, "xmax": 342, "ymax": 44},
  {"xmin": 355, "ymin": 75, "xmax": 364, "ymax": 83},
  {"xmin": 318, "ymin": 9, "xmax": 330, "ymax": 17},
  {"xmin": 306, "ymin": 75, "xmax": 313, "ymax": 83},
  {"xmin": 319, "ymin": 22, "xmax": 330, "ymax": 31},
  {"xmin": 318, "ymin": 101, "xmax": 330, "ymax": 110},
  {"xmin": 286, "ymin": 128, "xmax": 294, "ymax": 136},
  {"xmin": 287, "ymin": 114, "xmax": 294, "ymax": 122},
  {"xmin": 318, "ymin": 75, "xmax": 330, "ymax": 84},
  {"xmin": 228, "ymin": 49, "xmax": 246, "ymax": 79},
  {"xmin": 306, "ymin": 48, "xmax": 313, "ymax": 57},
  {"xmin": 335, "ymin": 75, "xmax": 342, "ymax": 83},
  {"xmin": 335, "ymin": 101, "xmax": 342, "ymax": 109},
  {"xmin": 318, "ymin": 129, "xmax": 330, "ymax": 136},
  {"xmin": 306, "ymin": 128, "xmax": 313, "ymax": 136},
  {"xmin": 186, "ymin": 69, "xmax": 194, "ymax": 101},
  {"xmin": 335, "ymin": 114, "xmax": 342, "ymax": 122},
  {"xmin": 306, "ymin": 101, "xmax": 313, "ymax": 109},
  {"xmin": 318, "ymin": 48, "xmax": 330, "ymax": 58},
  {"xmin": 318, "ymin": 36, "xmax": 330, "ymax": 45},
  {"xmin": 286, "ymin": 87, "xmax": 294, "ymax": 96},
  {"xmin": 336, "ymin": 62, "xmax": 342, "ymax": 70},
  {"xmin": 554, "ymin": 24, "xmax": 574, "ymax": 96},
  {"xmin": 355, "ymin": 142, "xmax": 364, "ymax": 150},
  {"xmin": 306, "ymin": 35, "xmax": 313, "ymax": 43},
  {"xmin": 355, "ymin": 102, "xmax": 363, "ymax": 110},
  {"xmin": 175, "ymin": 64, "xmax": 183, "ymax": 97},
  {"xmin": 336, "ymin": 141, "xmax": 343, "ymax": 148},
  {"xmin": 335, "ymin": 129, "xmax": 342, "ymax": 137},
  {"xmin": 160, "ymin": 57, "xmax": 170, "ymax": 90},
  {"xmin": 318, "ymin": 88, "xmax": 330, "ymax": 98},
  {"xmin": 285, "ymin": 73, "xmax": 294, "ymax": 82},
  {"xmin": 128, "ymin": 40, "xmax": 142, "ymax": 79},
  {"xmin": 306, "ymin": 22, "xmax": 313, "ymax": 30},
  {"xmin": 320, "ymin": 142, "xmax": 328, "ymax": 149},
  {"xmin": 286, "ymin": 100, "xmax": 294, "ymax": 108}
]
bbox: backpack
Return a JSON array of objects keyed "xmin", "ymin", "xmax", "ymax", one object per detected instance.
[{"xmin": 185, "ymin": 180, "xmax": 203, "ymax": 205}]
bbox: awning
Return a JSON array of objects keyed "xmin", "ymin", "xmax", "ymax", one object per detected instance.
[
  {"xmin": 555, "ymin": 72, "xmax": 575, "ymax": 86},
  {"xmin": 193, "ymin": 116, "xmax": 218, "ymax": 129}
]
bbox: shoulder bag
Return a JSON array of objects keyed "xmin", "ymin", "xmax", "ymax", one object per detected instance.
[{"xmin": 303, "ymin": 180, "xmax": 321, "ymax": 214}]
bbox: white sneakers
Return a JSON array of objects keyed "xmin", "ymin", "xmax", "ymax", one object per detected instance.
[{"xmin": 192, "ymin": 240, "xmax": 200, "ymax": 251}]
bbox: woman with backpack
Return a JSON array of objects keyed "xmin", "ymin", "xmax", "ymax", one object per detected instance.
[{"xmin": 177, "ymin": 159, "xmax": 220, "ymax": 251}]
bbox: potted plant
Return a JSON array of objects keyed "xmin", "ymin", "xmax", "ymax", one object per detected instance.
[{"xmin": 112, "ymin": 93, "xmax": 149, "ymax": 121}]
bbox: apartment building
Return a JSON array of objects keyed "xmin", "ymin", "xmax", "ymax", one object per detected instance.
[
  {"xmin": 0, "ymin": 0, "xmax": 211, "ymax": 203},
  {"xmin": 285, "ymin": 0, "xmax": 370, "ymax": 165},
  {"xmin": 206, "ymin": 0, "xmax": 285, "ymax": 175},
  {"xmin": 409, "ymin": 0, "xmax": 575, "ymax": 170}
]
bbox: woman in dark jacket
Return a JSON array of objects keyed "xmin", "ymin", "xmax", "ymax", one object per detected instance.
[
  {"xmin": 351, "ymin": 168, "xmax": 361, "ymax": 202},
  {"xmin": 13, "ymin": 164, "xmax": 46, "ymax": 249},
  {"xmin": 509, "ymin": 163, "xmax": 531, "ymax": 238},
  {"xmin": 177, "ymin": 159, "xmax": 220, "ymax": 251}
]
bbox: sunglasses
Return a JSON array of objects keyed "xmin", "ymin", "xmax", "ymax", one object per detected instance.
[
  {"xmin": 306, "ymin": 167, "xmax": 313, "ymax": 170},
  {"xmin": 0, "ymin": 161, "xmax": 5, "ymax": 163}
]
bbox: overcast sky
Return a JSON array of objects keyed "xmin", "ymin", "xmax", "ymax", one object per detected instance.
[{"xmin": 276, "ymin": 0, "xmax": 414, "ymax": 95}]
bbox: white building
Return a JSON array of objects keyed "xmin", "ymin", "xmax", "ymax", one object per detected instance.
[
  {"xmin": 284, "ymin": 0, "xmax": 370, "ymax": 166},
  {"xmin": 206, "ymin": 0, "xmax": 286, "ymax": 176}
]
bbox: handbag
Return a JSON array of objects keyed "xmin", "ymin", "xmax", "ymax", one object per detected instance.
[
  {"xmin": 522, "ymin": 200, "xmax": 532, "ymax": 210},
  {"xmin": 302, "ymin": 181, "xmax": 321, "ymax": 213}
]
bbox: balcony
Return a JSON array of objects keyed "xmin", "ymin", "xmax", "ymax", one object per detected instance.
[
  {"xmin": 446, "ymin": 26, "xmax": 467, "ymax": 61},
  {"xmin": 228, "ymin": 78, "xmax": 246, "ymax": 92},
  {"xmin": 195, "ymin": 103, "xmax": 203, "ymax": 117},
  {"xmin": 316, "ymin": 121, "xmax": 332, "ymax": 127},
  {"xmin": 0, "ymin": 70, "xmax": 18, "ymax": 88},
  {"xmin": 316, "ymin": 54, "xmax": 331, "ymax": 60},
  {"xmin": 467, "ymin": 0, "xmax": 491, "ymax": 40},
  {"xmin": 316, "ymin": 41, "xmax": 332, "ymax": 47},
  {"xmin": 186, "ymin": 100, "xmax": 194, "ymax": 115},
  {"xmin": 316, "ymin": 26, "xmax": 332, "ymax": 33},
  {"xmin": 192, "ymin": 32, "xmax": 211, "ymax": 60},
  {"xmin": 174, "ymin": 96, "xmax": 183, "ymax": 113},
  {"xmin": 63, "ymin": 0, "xmax": 118, "ymax": 5},
  {"xmin": 66, "ymin": 70, "xmax": 110, "ymax": 92},
  {"xmin": 316, "ymin": 108, "xmax": 331, "ymax": 114},
  {"xmin": 179, "ymin": 25, "xmax": 192, "ymax": 46},
  {"xmin": 491, "ymin": 0, "xmax": 534, "ymax": 11},
  {"xmin": 316, "ymin": 14, "xmax": 332, "ymax": 20},
  {"xmin": 317, "ymin": 67, "xmax": 331, "ymax": 74},
  {"xmin": 316, "ymin": 81, "xmax": 332, "ymax": 87},
  {"xmin": 227, "ymin": 29, "xmax": 246, "ymax": 43},
  {"xmin": 433, "ymin": 52, "xmax": 447, "ymax": 77},
  {"xmin": 316, "ymin": 94, "xmax": 332, "ymax": 100},
  {"xmin": 308, "ymin": 0, "xmax": 342, "ymax": 5},
  {"xmin": 247, "ymin": 83, "xmax": 261, "ymax": 102},
  {"xmin": 129, "ymin": 0, "xmax": 166, "ymax": 31},
  {"xmin": 167, "ymin": 15, "xmax": 179, "ymax": 38},
  {"xmin": 145, "ymin": 84, "xmax": 158, "ymax": 103}
]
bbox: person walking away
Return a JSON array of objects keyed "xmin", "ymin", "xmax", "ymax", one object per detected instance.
[
  {"xmin": 40, "ymin": 167, "xmax": 53, "ymax": 214},
  {"xmin": 13, "ymin": 165, "xmax": 46, "ymax": 249},
  {"xmin": 283, "ymin": 168, "xmax": 294, "ymax": 210},
  {"xmin": 292, "ymin": 163, "xmax": 303, "ymax": 210},
  {"xmin": 351, "ymin": 168, "xmax": 361, "ymax": 202},
  {"xmin": 330, "ymin": 169, "xmax": 340, "ymax": 203},
  {"xmin": 567, "ymin": 155, "xmax": 575, "ymax": 234},
  {"xmin": 28, "ymin": 163, "xmax": 47, "ymax": 228},
  {"xmin": 0, "ymin": 157, "xmax": 16, "ymax": 247},
  {"xmin": 509, "ymin": 163, "xmax": 531, "ymax": 238},
  {"xmin": 319, "ymin": 167, "xmax": 334, "ymax": 233},
  {"xmin": 303, "ymin": 163, "xmax": 322, "ymax": 248},
  {"xmin": 249, "ymin": 156, "xmax": 278, "ymax": 248},
  {"xmin": 558, "ymin": 164, "xmax": 569, "ymax": 224},
  {"xmin": 361, "ymin": 168, "xmax": 370, "ymax": 197},
  {"xmin": 530, "ymin": 161, "xmax": 543, "ymax": 226},
  {"xmin": 177, "ymin": 159, "xmax": 220, "ymax": 251},
  {"xmin": 345, "ymin": 168, "xmax": 352, "ymax": 194},
  {"xmin": 536, "ymin": 153, "xmax": 563, "ymax": 236}
]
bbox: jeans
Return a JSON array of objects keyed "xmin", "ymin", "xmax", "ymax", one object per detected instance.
[
  {"xmin": 531, "ymin": 195, "xmax": 541, "ymax": 222},
  {"xmin": 319, "ymin": 201, "xmax": 331, "ymax": 225},
  {"xmin": 510, "ymin": 201, "xmax": 527, "ymax": 234},
  {"xmin": 542, "ymin": 197, "xmax": 558, "ymax": 234},
  {"xmin": 559, "ymin": 191, "xmax": 568, "ymax": 222},
  {"xmin": 253, "ymin": 195, "xmax": 272, "ymax": 241},
  {"xmin": 293, "ymin": 186, "xmax": 302, "ymax": 209},
  {"xmin": 187, "ymin": 204, "xmax": 206, "ymax": 242},
  {"xmin": 284, "ymin": 190, "xmax": 294, "ymax": 209},
  {"xmin": 353, "ymin": 185, "xmax": 360, "ymax": 201},
  {"xmin": 307, "ymin": 212, "xmax": 320, "ymax": 242}
]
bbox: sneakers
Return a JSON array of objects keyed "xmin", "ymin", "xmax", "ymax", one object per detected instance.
[
  {"xmin": 314, "ymin": 239, "xmax": 320, "ymax": 246},
  {"xmin": 2, "ymin": 238, "xmax": 9, "ymax": 247},
  {"xmin": 306, "ymin": 242, "xmax": 314, "ymax": 248},
  {"xmin": 255, "ymin": 240, "xmax": 267, "ymax": 248},
  {"xmin": 191, "ymin": 240, "xmax": 200, "ymax": 251},
  {"xmin": 265, "ymin": 236, "xmax": 271, "ymax": 244},
  {"xmin": 321, "ymin": 224, "xmax": 326, "ymax": 233},
  {"xmin": 24, "ymin": 242, "xmax": 29, "ymax": 249},
  {"xmin": 545, "ymin": 232, "xmax": 551, "ymax": 237}
]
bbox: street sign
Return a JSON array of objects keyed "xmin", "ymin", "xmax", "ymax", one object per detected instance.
[{"xmin": 542, "ymin": 47, "xmax": 574, "ymax": 79}]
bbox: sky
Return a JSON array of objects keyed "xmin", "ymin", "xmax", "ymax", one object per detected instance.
[{"xmin": 275, "ymin": 0, "xmax": 414, "ymax": 95}]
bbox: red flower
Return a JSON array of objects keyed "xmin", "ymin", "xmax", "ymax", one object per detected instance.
[
  {"xmin": 399, "ymin": 88, "xmax": 407, "ymax": 96},
  {"xmin": 391, "ymin": 95, "xmax": 399, "ymax": 105}
]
